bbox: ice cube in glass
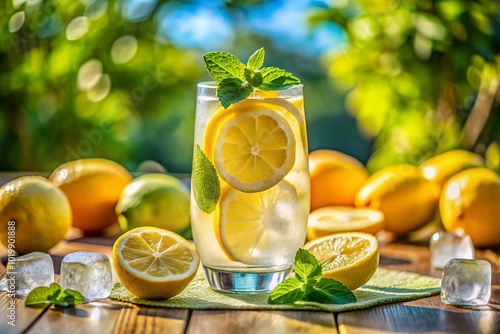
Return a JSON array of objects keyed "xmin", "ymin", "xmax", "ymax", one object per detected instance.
[
  {"xmin": 441, "ymin": 258, "xmax": 491, "ymax": 306},
  {"xmin": 430, "ymin": 231, "xmax": 474, "ymax": 269},
  {"xmin": 60, "ymin": 251, "xmax": 112, "ymax": 300},
  {"xmin": 5, "ymin": 252, "xmax": 54, "ymax": 295}
]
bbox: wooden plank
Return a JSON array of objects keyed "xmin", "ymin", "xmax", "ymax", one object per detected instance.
[
  {"xmin": 0, "ymin": 292, "xmax": 50, "ymax": 334},
  {"xmin": 186, "ymin": 310, "xmax": 337, "ymax": 334},
  {"xmin": 113, "ymin": 303, "xmax": 189, "ymax": 334},
  {"xmin": 338, "ymin": 295, "xmax": 500, "ymax": 334},
  {"xmin": 26, "ymin": 299, "xmax": 123, "ymax": 334}
]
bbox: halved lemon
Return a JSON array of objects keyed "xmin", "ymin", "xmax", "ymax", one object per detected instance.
[
  {"xmin": 215, "ymin": 181, "xmax": 298, "ymax": 264},
  {"xmin": 307, "ymin": 206, "xmax": 384, "ymax": 240},
  {"xmin": 112, "ymin": 227, "xmax": 200, "ymax": 299},
  {"xmin": 203, "ymin": 98, "xmax": 303, "ymax": 193},
  {"xmin": 304, "ymin": 232, "xmax": 379, "ymax": 290}
]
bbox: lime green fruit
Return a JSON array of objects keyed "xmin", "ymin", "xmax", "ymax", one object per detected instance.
[{"xmin": 116, "ymin": 174, "xmax": 191, "ymax": 237}]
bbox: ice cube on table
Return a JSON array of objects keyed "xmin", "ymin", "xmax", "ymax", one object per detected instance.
[
  {"xmin": 5, "ymin": 252, "xmax": 54, "ymax": 295},
  {"xmin": 430, "ymin": 231, "xmax": 474, "ymax": 269},
  {"xmin": 60, "ymin": 251, "xmax": 112, "ymax": 300},
  {"xmin": 441, "ymin": 258, "xmax": 491, "ymax": 306}
]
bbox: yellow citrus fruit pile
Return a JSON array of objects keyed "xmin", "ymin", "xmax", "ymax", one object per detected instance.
[
  {"xmin": 355, "ymin": 164, "xmax": 440, "ymax": 236},
  {"xmin": 113, "ymin": 227, "xmax": 199, "ymax": 299},
  {"xmin": 50, "ymin": 158, "xmax": 132, "ymax": 233},
  {"xmin": 0, "ymin": 176, "xmax": 72, "ymax": 254},
  {"xmin": 304, "ymin": 232, "xmax": 380, "ymax": 290},
  {"xmin": 308, "ymin": 148, "xmax": 500, "ymax": 247}
]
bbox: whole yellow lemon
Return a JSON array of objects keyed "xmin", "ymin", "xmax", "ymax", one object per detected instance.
[
  {"xmin": 116, "ymin": 173, "xmax": 191, "ymax": 237},
  {"xmin": 355, "ymin": 164, "xmax": 440, "ymax": 236},
  {"xmin": 0, "ymin": 176, "xmax": 72, "ymax": 254},
  {"xmin": 309, "ymin": 150, "xmax": 369, "ymax": 211},
  {"xmin": 49, "ymin": 159, "xmax": 132, "ymax": 233},
  {"xmin": 419, "ymin": 149, "xmax": 484, "ymax": 189},
  {"xmin": 440, "ymin": 167, "xmax": 500, "ymax": 248}
]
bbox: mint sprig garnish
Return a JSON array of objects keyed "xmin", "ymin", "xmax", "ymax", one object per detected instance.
[
  {"xmin": 25, "ymin": 283, "xmax": 85, "ymax": 307},
  {"xmin": 203, "ymin": 47, "xmax": 300, "ymax": 108},
  {"xmin": 268, "ymin": 249, "xmax": 356, "ymax": 305}
]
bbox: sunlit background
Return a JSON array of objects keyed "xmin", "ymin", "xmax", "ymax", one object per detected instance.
[{"xmin": 1, "ymin": 0, "xmax": 499, "ymax": 173}]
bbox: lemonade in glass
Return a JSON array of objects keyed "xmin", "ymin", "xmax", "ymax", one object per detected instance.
[{"xmin": 191, "ymin": 49, "xmax": 310, "ymax": 293}]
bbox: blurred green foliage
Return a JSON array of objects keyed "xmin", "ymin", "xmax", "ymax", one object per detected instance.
[
  {"xmin": 1, "ymin": 0, "xmax": 205, "ymax": 172},
  {"xmin": 310, "ymin": 0, "xmax": 500, "ymax": 172}
]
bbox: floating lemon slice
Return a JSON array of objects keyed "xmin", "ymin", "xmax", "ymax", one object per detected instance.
[
  {"xmin": 212, "ymin": 108, "xmax": 296, "ymax": 192},
  {"xmin": 307, "ymin": 206, "xmax": 384, "ymax": 240},
  {"xmin": 215, "ymin": 181, "xmax": 298, "ymax": 264},
  {"xmin": 112, "ymin": 227, "xmax": 200, "ymax": 299},
  {"xmin": 304, "ymin": 232, "xmax": 379, "ymax": 290}
]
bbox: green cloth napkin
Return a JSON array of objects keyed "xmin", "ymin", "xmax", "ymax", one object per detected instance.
[{"xmin": 109, "ymin": 267, "xmax": 441, "ymax": 312}]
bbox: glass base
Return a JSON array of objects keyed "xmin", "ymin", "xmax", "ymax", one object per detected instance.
[{"xmin": 203, "ymin": 266, "xmax": 291, "ymax": 294}]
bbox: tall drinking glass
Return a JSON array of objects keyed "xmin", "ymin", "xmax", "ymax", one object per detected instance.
[{"xmin": 191, "ymin": 82, "xmax": 309, "ymax": 293}]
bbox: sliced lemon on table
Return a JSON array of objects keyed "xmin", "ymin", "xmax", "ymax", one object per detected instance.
[
  {"xmin": 215, "ymin": 181, "xmax": 298, "ymax": 264},
  {"xmin": 204, "ymin": 99, "xmax": 301, "ymax": 193},
  {"xmin": 112, "ymin": 227, "xmax": 200, "ymax": 299},
  {"xmin": 304, "ymin": 232, "xmax": 380, "ymax": 290},
  {"xmin": 307, "ymin": 206, "xmax": 384, "ymax": 240}
]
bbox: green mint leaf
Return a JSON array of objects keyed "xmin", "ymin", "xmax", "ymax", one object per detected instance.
[
  {"xmin": 244, "ymin": 68, "xmax": 264, "ymax": 88},
  {"xmin": 305, "ymin": 278, "xmax": 357, "ymax": 304},
  {"xmin": 247, "ymin": 47, "xmax": 265, "ymax": 70},
  {"xmin": 294, "ymin": 249, "xmax": 323, "ymax": 284},
  {"xmin": 203, "ymin": 51, "xmax": 246, "ymax": 82},
  {"xmin": 63, "ymin": 289, "xmax": 85, "ymax": 304},
  {"xmin": 217, "ymin": 78, "xmax": 253, "ymax": 108},
  {"xmin": 25, "ymin": 286, "xmax": 53, "ymax": 306},
  {"xmin": 50, "ymin": 294, "xmax": 75, "ymax": 307},
  {"xmin": 48, "ymin": 282, "xmax": 62, "ymax": 294},
  {"xmin": 259, "ymin": 67, "xmax": 300, "ymax": 90},
  {"xmin": 192, "ymin": 145, "xmax": 220, "ymax": 213},
  {"xmin": 268, "ymin": 278, "xmax": 306, "ymax": 304},
  {"xmin": 25, "ymin": 283, "xmax": 85, "ymax": 308}
]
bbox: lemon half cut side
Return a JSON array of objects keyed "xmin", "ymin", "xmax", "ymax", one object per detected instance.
[
  {"xmin": 113, "ymin": 227, "xmax": 200, "ymax": 299},
  {"xmin": 304, "ymin": 232, "xmax": 380, "ymax": 290}
]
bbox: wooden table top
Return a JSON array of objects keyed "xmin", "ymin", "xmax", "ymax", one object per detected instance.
[{"xmin": 0, "ymin": 174, "xmax": 499, "ymax": 334}]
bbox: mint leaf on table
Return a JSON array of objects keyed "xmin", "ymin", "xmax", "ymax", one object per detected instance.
[
  {"xmin": 25, "ymin": 286, "xmax": 54, "ymax": 305},
  {"xmin": 268, "ymin": 249, "xmax": 357, "ymax": 305},
  {"xmin": 294, "ymin": 248, "xmax": 322, "ymax": 285},
  {"xmin": 203, "ymin": 47, "xmax": 301, "ymax": 108},
  {"xmin": 305, "ymin": 278, "xmax": 356, "ymax": 304},
  {"xmin": 268, "ymin": 278, "xmax": 306, "ymax": 304},
  {"xmin": 25, "ymin": 282, "xmax": 85, "ymax": 308}
]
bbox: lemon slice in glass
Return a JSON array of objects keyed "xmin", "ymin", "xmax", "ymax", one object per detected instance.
[
  {"xmin": 203, "ymin": 98, "xmax": 303, "ymax": 193},
  {"xmin": 112, "ymin": 227, "xmax": 200, "ymax": 299},
  {"xmin": 304, "ymin": 232, "xmax": 380, "ymax": 290},
  {"xmin": 213, "ymin": 107, "xmax": 296, "ymax": 192},
  {"xmin": 215, "ymin": 181, "xmax": 298, "ymax": 264}
]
